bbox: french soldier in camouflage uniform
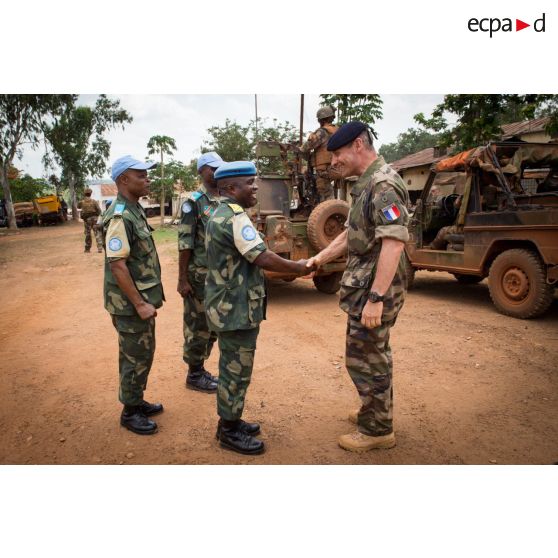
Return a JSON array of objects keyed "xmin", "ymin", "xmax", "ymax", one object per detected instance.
[
  {"xmin": 300, "ymin": 105, "xmax": 339, "ymax": 202},
  {"xmin": 206, "ymin": 161, "xmax": 311, "ymax": 455},
  {"xmin": 307, "ymin": 122, "xmax": 410, "ymax": 453},
  {"xmin": 78, "ymin": 188, "xmax": 103, "ymax": 253},
  {"xmin": 103, "ymin": 155, "xmax": 165, "ymax": 435},
  {"xmin": 177, "ymin": 152, "xmax": 224, "ymax": 393}
]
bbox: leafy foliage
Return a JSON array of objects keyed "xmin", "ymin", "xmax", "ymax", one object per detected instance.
[
  {"xmin": 147, "ymin": 159, "xmax": 198, "ymax": 201},
  {"xmin": 379, "ymin": 127, "xmax": 443, "ymax": 163},
  {"xmin": 415, "ymin": 94, "xmax": 558, "ymax": 151},
  {"xmin": 319, "ymin": 94, "xmax": 383, "ymax": 138},
  {"xmin": 1, "ymin": 174, "xmax": 52, "ymax": 202}
]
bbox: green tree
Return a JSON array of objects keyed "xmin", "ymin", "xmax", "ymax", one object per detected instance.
[
  {"xmin": 414, "ymin": 94, "xmax": 557, "ymax": 151},
  {"xmin": 202, "ymin": 119, "xmax": 252, "ymax": 161},
  {"xmin": 147, "ymin": 135, "xmax": 177, "ymax": 225},
  {"xmin": 379, "ymin": 127, "xmax": 443, "ymax": 163},
  {"xmin": 0, "ymin": 174, "xmax": 52, "ymax": 203},
  {"xmin": 319, "ymin": 94, "xmax": 383, "ymax": 138},
  {"xmin": 0, "ymin": 94, "xmax": 76, "ymax": 229},
  {"xmin": 44, "ymin": 95, "xmax": 132, "ymax": 221}
]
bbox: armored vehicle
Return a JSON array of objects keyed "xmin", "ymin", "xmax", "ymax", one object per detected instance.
[
  {"xmin": 406, "ymin": 142, "xmax": 558, "ymax": 319},
  {"xmin": 254, "ymin": 140, "xmax": 350, "ymax": 293}
]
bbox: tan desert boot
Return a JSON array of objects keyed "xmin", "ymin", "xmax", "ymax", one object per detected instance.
[
  {"xmin": 348, "ymin": 409, "xmax": 359, "ymax": 424},
  {"xmin": 338, "ymin": 431, "xmax": 396, "ymax": 453}
]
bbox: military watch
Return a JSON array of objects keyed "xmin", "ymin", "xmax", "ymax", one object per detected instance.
[{"xmin": 368, "ymin": 291, "xmax": 385, "ymax": 303}]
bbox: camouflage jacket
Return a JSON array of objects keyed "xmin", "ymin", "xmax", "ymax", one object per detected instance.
[
  {"xmin": 178, "ymin": 185, "xmax": 220, "ymax": 298},
  {"xmin": 340, "ymin": 156, "xmax": 410, "ymax": 321},
  {"xmin": 102, "ymin": 193, "xmax": 165, "ymax": 316},
  {"xmin": 204, "ymin": 197, "xmax": 267, "ymax": 332},
  {"xmin": 300, "ymin": 124, "xmax": 338, "ymax": 169},
  {"xmin": 78, "ymin": 197, "xmax": 101, "ymax": 219}
]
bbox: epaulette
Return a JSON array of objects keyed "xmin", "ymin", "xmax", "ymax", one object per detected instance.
[
  {"xmin": 113, "ymin": 202, "xmax": 126, "ymax": 216},
  {"xmin": 373, "ymin": 163, "xmax": 395, "ymax": 184},
  {"xmin": 227, "ymin": 203, "xmax": 244, "ymax": 214},
  {"xmin": 190, "ymin": 191, "xmax": 203, "ymax": 202}
]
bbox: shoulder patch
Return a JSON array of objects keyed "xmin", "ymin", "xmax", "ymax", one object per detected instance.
[
  {"xmin": 227, "ymin": 203, "xmax": 244, "ymax": 214},
  {"xmin": 182, "ymin": 201, "xmax": 193, "ymax": 214},
  {"xmin": 114, "ymin": 202, "xmax": 126, "ymax": 216}
]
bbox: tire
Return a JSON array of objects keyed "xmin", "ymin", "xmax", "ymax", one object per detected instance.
[
  {"xmin": 145, "ymin": 208, "xmax": 155, "ymax": 218},
  {"xmin": 313, "ymin": 271, "xmax": 343, "ymax": 294},
  {"xmin": 404, "ymin": 252, "xmax": 415, "ymax": 290},
  {"xmin": 488, "ymin": 249, "xmax": 554, "ymax": 319},
  {"xmin": 453, "ymin": 273, "xmax": 483, "ymax": 284},
  {"xmin": 307, "ymin": 199, "xmax": 349, "ymax": 251}
]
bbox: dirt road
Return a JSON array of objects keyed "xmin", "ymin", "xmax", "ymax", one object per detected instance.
[{"xmin": 1, "ymin": 221, "xmax": 557, "ymax": 464}]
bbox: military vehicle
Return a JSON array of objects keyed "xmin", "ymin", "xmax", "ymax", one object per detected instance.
[
  {"xmin": 253, "ymin": 140, "xmax": 350, "ymax": 293},
  {"xmin": 406, "ymin": 142, "xmax": 558, "ymax": 319}
]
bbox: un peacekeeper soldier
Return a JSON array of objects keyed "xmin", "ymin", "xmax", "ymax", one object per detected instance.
[
  {"xmin": 206, "ymin": 161, "xmax": 312, "ymax": 455},
  {"xmin": 177, "ymin": 152, "xmax": 224, "ymax": 393},
  {"xmin": 307, "ymin": 122, "xmax": 410, "ymax": 453},
  {"xmin": 78, "ymin": 188, "xmax": 103, "ymax": 253},
  {"xmin": 103, "ymin": 155, "xmax": 165, "ymax": 435},
  {"xmin": 300, "ymin": 105, "xmax": 339, "ymax": 202}
]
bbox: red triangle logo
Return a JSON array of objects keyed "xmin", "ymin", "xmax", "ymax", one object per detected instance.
[{"xmin": 516, "ymin": 19, "xmax": 530, "ymax": 31}]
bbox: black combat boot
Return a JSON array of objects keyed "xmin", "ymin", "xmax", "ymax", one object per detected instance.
[
  {"xmin": 120, "ymin": 405, "xmax": 158, "ymax": 435},
  {"xmin": 186, "ymin": 363, "xmax": 218, "ymax": 393},
  {"xmin": 215, "ymin": 418, "xmax": 260, "ymax": 440},
  {"xmin": 217, "ymin": 420, "xmax": 265, "ymax": 455},
  {"xmin": 138, "ymin": 400, "xmax": 164, "ymax": 416}
]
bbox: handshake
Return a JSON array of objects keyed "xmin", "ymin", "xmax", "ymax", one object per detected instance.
[{"xmin": 292, "ymin": 256, "xmax": 322, "ymax": 276}]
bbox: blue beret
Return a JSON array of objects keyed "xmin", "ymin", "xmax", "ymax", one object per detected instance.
[
  {"xmin": 214, "ymin": 161, "xmax": 257, "ymax": 181},
  {"xmin": 327, "ymin": 121, "xmax": 369, "ymax": 151}
]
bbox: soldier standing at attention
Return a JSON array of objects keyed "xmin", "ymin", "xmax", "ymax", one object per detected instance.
[
  {"xmin": 103, "ymin": 155, "xmax": 165, "ymax": 435},
  {"xmin": 78, "ymin": 188, "xmax": 103, "ymax": 253},
  {"xmin": 177, "ymin": 152, "xmax": 224, "ymax": 393},
  {"xmin": 205, "ymin": 161, "xmax": 312, "ymax": 455},
  {"xmin": 300, "ymin": 105, "xmax": 339, "ymax": 202},
  {"xmin": 307, "ymin": 122, "xmax": 410, "ymax": 453}
]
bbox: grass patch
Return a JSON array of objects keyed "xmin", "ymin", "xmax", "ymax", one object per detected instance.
[{"xmin": 152, "ymin": 226, "xmax": 178, "ymax": 244}]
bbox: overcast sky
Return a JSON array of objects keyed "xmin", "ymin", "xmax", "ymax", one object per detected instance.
[{"xmin": 16, "ymin": 94, "xmax": 445, "ymax": 180}]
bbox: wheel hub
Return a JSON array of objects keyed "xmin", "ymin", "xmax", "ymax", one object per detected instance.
[
  {"xmin": 502, "ymin": 267, "xmax": 529, "ymax": 301},
  {"xmin": 323, "ymin": 215, "xmax": 344, "ymax": 240}
]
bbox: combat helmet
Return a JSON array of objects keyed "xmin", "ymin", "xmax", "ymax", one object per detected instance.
[{"xmin": 316, "ymin": 106, "xmax": 335, "ymax": 120}]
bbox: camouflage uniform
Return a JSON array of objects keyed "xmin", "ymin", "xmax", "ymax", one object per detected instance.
[
  {"xmin": 102, "ymin": 193, "xmax": 165, "ymax": 406},
  {"xmin": 340, "ymin": 156, "xmax": 410, "ymax": 436},
  {"xmin": 301, "ymin": 124, "xmax": 338, "ymax": 201},
  {"xmin": 78, "ymin": 197, "xmax": 103, "ymax": 251},
  {"xmin": 205, "ymin": 198, "xmax": 267, "ymax": 421},
  {"xmin": 178, "ymin": 186, "xmax": 220, "ymax": 367}
]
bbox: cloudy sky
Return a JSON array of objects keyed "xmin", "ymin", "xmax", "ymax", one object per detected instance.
[{"xmin": 17, "ymin": 94, "xmax": 445, "ymax": 179}]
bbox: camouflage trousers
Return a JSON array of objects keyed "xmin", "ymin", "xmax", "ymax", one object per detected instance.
[
  {"xmin": 183, "ymin": 292, "xmax": 217, "ymax": 367},
  {"xmin": 346, "ymin": 316, "xmax": 397, "ymax": 436},
  {"xmin": 316, "ymin": 171, "xmax": 334, "ymax": 202},
  {"xmin": 430, "ymin": 225, "xmax": 459, "ymax": 250},
  {"xmin": 83, "ymin": 216, "xmax": 103, "ymax": 251},
  {"xmin": 111, "ymin": 314, "xmax": 156, "ymax": 406},
  {"xmin": 216, "ymin": 327, "xmax": 259, "ymax": 421}
]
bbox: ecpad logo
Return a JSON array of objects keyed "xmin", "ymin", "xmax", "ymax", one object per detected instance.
[{"xmin": 468, "ymin": 13, "xmax": 546, "ymax": 37}]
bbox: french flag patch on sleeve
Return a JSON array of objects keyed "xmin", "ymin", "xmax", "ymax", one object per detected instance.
[{"xmin": 381, "ymin": 203, "xmax": 401, "ymax": 222}]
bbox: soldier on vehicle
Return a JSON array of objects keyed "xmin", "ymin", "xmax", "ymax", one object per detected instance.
[
  {"xmin": 102, "ymin": 155, "xmax": 165, "ymax": 436},
  {"xmin": 300, "ymin": 105, "xmax": 339, "ymax": 202},
  {"xmin": 205, "ymin": 161, "xmax": 313, "ymax": 456},
  {"xmin": 177, "ymin": 152, "xmax": 225, "ymax": 393},
  {"xmin": 78, "ymin": 188, "xmax": 103, "ymax": 253},
  {"xmin": 307, "ymin": 122, "xmax": 410, "ymax": 453}
]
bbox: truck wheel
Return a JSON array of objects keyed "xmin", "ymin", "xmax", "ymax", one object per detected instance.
[
  {"xmin": 452, "ymin": 273, "xmax": 483, "ymax": 284},
  {"xmin": 313, "ymin": 271, "xmax": 343, "ymax": 294},
  {"xmin": 404, "ymin": 253, "xmax": 415, "ymax": 290},
  {"xmin": 307, "ymin": 200, "xmax": 349, "ymax": 251},
  {"xmin": 145, "ymin": 208, "xmax": 155, "ymax": 217},
  {"xmin": 488, "ymin": 249, "xmax": 554, "ymax": 319}
]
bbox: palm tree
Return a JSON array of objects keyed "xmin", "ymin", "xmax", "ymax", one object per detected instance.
[{"xmin": 147, "ymin": 135, "xmax": 177, "ymax": 226}]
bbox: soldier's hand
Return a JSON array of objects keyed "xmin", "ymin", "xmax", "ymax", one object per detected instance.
[
  {"xmin": 136, "ymin": 301, "xmax": 158, "ymax": 320},
  {"xmin": 294, "ymin": 259, "xmax": 312, "ymax": 276},
  {"xmin": 305, "ymin": 256, "xmax": 321, "ymax": 277},
  {"xmin": 360, "ymin": 300, "xmax": 382, "ymax": 329},
  {"xmin": 177, "ymin": 279, "xmax": 193, "ymax": 298}
]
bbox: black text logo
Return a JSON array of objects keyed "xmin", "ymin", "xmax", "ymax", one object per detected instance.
[{"xmin": 468, "ymin": 13, "xmax": 546, "ymax": 37}]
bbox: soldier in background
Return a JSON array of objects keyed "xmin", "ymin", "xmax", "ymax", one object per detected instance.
[
  {"xmin": 300, "ymin": 105, "xmax": 339, "ymax": 202},
  {"xmin": 307, "ymin": 122, "xmax": 410, "ymax": 453},
  {"xmin": 205, "ymin": 161, "xmax": 312, "ymax": 455},
  {"xmin": 177, "ymin": 152, "xmax": 224, "ymax": 393},
  {"xmin": 102, "ymin": 155, "xmax": 164, "ymax": 435},
  {"xmin": 78, "ymin": 188, "xmax": 103, "ymax": 253}
]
